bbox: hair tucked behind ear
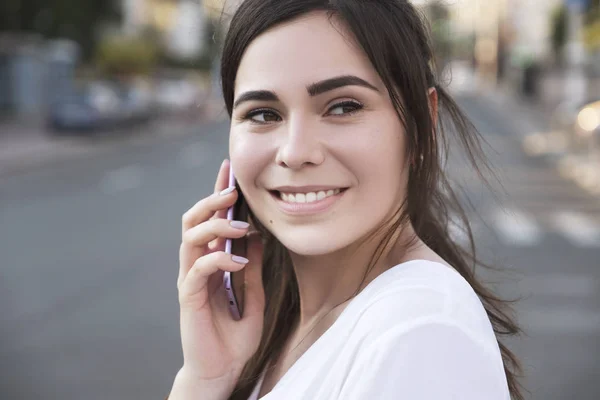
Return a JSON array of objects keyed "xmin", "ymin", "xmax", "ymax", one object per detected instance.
[{"xmin": 219, "ymin": 1, "xmax": 524, "ymax": 399}]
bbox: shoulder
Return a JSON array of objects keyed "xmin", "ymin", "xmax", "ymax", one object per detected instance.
[
  {"xmin": 335, "ymin": 261, "xmax": 509, "ymax": 398},
  {"xmin": 348, "ymin": 260, "xmax": 497, "ymax": 351}
]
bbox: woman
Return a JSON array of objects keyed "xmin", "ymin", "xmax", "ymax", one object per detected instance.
[{"xmin": 169, "ymin": 0, "xmax": 523, "ymax": 399}]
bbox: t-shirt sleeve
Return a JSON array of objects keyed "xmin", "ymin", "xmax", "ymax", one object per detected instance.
[{"xmin": 337, "ymin": 318, "xmax": 509, "ymax": 400}]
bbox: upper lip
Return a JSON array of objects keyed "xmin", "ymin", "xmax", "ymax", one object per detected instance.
[{"xmin": 271, "ymin": 185, "xmax": 347, "ymax": 193}]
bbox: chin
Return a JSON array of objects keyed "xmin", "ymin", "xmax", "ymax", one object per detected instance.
[{"xmin": 272, "ymin": 225, "xmax": 353, "ymax": 257}]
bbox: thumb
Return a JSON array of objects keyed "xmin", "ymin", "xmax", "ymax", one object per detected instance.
[{"xmin": 242, "ymin": 232, "xmax": 265, "ymax": 319}]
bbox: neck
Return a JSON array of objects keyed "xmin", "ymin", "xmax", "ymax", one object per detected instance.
[{"xmin": 288, "ymin": 220, "xmax": 421, "ymax": 330}]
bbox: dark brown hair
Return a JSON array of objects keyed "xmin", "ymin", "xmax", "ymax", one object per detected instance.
[{"xmin": 219, "ymin": 1, "xmax": 523, "ymax": 399}]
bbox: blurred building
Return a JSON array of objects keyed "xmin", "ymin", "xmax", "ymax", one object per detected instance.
[
  {"xmin": 446, "ymin": 0, "xmax": 562, "ymax": 79},
  {"xmin": 122, "ymin": 0, "xmax": 207, "ymax": 60},
  {"xmin": 505, "ymin": 0, "xmax": 563, "ymax": 62}
]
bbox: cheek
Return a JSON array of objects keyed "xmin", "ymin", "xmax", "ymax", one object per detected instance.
[
  {"xmin": 229, "ymin": 129, "xmax": 273, "ymax": 194},
  {"xmin": 345, "ymin": 121, "xmax": 408, "ymax": 189},
  {"xmin": 351, "ymin": 129, "xmax": 408, "ymax": 232}
]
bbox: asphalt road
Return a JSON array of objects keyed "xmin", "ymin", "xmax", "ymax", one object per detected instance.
[{"xmin": 1, "ymin": 93, "xmax": 599, "ymax": 400}]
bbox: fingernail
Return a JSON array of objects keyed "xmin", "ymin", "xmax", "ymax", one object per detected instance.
[
  {"xmin": 230, "ymin": 221, "xmax": 250, "ymax": 229},
  {"xmin": 232, "ymin": 255, "xmax": 249, "ymax": 264},
  {"xmin": 220, "ymin": 186, "xmax": 235, "ymax": 196}
]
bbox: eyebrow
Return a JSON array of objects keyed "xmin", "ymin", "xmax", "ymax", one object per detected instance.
[{"xmin": 233, "ymin": 75, "xmax": 379, "ymax": 109}]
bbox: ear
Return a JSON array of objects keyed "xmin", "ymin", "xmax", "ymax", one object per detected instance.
[{"xmin": 427, "ymin": 87, "xmax": 438, "ymax": 129}]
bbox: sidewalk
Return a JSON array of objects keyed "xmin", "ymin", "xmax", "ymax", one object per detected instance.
[
  {"xmin": 0, "ymin": 120, "xmax": 100, "ymax": 177},
  {"xmin": 0, "ymin": 100, "xmax": 229, "ymax": 179}
]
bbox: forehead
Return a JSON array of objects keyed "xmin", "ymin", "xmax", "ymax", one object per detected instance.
[{"xmin": 234, "ymin": 12, "xmax": 383, "ymax": 95}]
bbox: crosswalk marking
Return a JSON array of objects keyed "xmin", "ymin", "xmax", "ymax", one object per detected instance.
[
  {"xmin": 454, "ymin": 208, "xmax": 600, "ymax": 248},
  {"xmin": 491, "ymin": 208, "xmax": 543, "ymax": 246},
  {"xmin": 466, "ymin": 207, "xmax": 600, "ymax": 248},
  {"xmin": 550, "ymin": 211, "xmax": 600, "ymax": 248}
]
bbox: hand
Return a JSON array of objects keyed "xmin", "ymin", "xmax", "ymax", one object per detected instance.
[{"xmin": 175, "ymin": 159, "xmax": 265, "ymax": 394}]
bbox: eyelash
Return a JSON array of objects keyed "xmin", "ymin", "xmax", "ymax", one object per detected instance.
[{"xmin": 242, "ymin": 100, "xmax": 364, "ymax": 124}]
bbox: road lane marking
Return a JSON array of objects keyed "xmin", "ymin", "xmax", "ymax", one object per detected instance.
[
  {"xmin": 100, "ymin": 166, "xmax": 143, "ymax": 193},
  {"xmin": 550, "ymin": 211, "xmax": 600, "ymax": 247},
  {"xmin": 178, "ymin": 141, "xmax": 210, "ymax": 168},
  {"xmin": 491, "ymin": 207, "xmax": 542, "ymax": 246}
]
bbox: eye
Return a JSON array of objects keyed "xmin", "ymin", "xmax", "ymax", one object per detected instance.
[
  {"xmin": 327, "ymin": 100, "xmax": 363, "ymax": 116},
  {"xmin": 244, "ymin": 108, "xmax": 281, "ymax": 124}
]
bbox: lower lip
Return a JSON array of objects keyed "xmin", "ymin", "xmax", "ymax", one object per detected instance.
[{"xmin": 272, "ymin": 190, "xmax": 346, "ymax": 214}]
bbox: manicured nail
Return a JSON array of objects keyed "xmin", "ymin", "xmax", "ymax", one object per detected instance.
[
  {"xmin": 232, "ymin": 255, "xmax": 249, "ymax": 264},
  {"xmin": 220, "ymin": 186, "xmax": 235, "ymax": 196},
  {"xmin": 230, "ymin": 221, "xmax": 250, "ymax": 229}
]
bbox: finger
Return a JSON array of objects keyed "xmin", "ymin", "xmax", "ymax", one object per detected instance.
[
  {"xmin": 206, "ymin": 158, "xmax": 230, "ymax": 222},
  {"xmin": 208, "ymin": 237, "xmax": 225, "ymax": 252},
  {"xmin": 214, "ymin": 159, "xmax": 231, "ymax": 194},
  {"xmin": 241, "ymin": 232, "xmax": 265, "ymax": 319},
  {"xmin": 182, "ymin": 188, "xmax": 238, "ymax": 235},
  {"xmin": 213, "ymin": 160, "xmax": 233, "ymax": 219},
  {"xmin": 179, "ymin": 251, "xmax": 249, "ymax": 306},
  {"xmin": 179, "ymin": 217, "xmax": 247, "ymax": 285},
  {"xmin": 183, "ymin": 218, "xmax": 250, "ymax": 248}
]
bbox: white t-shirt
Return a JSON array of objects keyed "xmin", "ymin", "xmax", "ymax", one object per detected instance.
[{"xmin": 248, "ymin": 259, "xmax": 510, "ymax": 400}]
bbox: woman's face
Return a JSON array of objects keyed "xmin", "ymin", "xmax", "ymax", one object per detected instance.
[{"xmin": 230, "ymin": 12, "xmax": 409, "ymax": 256}]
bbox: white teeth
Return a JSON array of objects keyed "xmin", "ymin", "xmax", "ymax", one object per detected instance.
[
  {"xmin": 295, "ymin": 193, "xmax": 306, "ymax": 203},
  {"xmin": 278, "ymin": 189, "xmax": 343, "ymax": 203}
]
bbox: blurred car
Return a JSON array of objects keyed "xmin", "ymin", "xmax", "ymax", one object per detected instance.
[
  {"xmin": 47, "ymin": 91, "xmax": 103, "ymax": 132},
  {"xmin": 153, "ymin": 76, "xmax": 203, "ymax": 114},
  {"xmin": 48, "ymin": 80, "xmax": 153, "ymax": 133}
]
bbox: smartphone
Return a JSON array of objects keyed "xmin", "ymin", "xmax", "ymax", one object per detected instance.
[{"xmin": 224, "ymin": 167, "xmax": 248, "ymax": 320}]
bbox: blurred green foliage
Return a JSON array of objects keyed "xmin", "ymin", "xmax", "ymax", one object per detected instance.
[
  {"xmin": 585, "ymin": 0, "xmax": 600, "ymax": 24},
  {"xmin": 584, "ymin": 21, "xmax": 600, "ymax": 50},
  {"xmin": 584, "ymin": 0, "xmax": 600, "ymax": 50},
  {"xmin": 0, "ymin": 0, "xmax": 120, "ymax": 60},
  {"xmin": 95, "ymin": 35, "xmax": 159, "ymax": 77},
  {"xmin": 550, "ymin": 5, "xmax": 568, "ymax": 64},
  {"xmin": 424, "ymin": 1, "xmax": 451, "ymax": 74}
]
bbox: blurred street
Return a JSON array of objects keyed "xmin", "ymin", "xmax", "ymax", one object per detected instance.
[
  {"xmin": 1, "ymin": 87, "xmax": 599, "ymax": 399},
  {"xmin": 1, "ymin": 0, "xmax": 599, "ymax": 399}
]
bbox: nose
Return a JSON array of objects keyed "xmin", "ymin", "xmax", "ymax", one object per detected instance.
[{"xmin": 275, "ymin": 115, "xmax": 325, "ymax": 169}]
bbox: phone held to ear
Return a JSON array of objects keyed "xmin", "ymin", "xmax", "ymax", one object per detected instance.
[{"xmin": 224, "ymin": 167, "xmax": 248, "ymax": 321}]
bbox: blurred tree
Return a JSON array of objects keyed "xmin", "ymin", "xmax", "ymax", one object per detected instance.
[
  {"xmin": 550, "ymin": 5, "xmax": 568, "ymax": 67},
  {"xmin": 584, "ymin": 0, "xmax": 600, "ymax": 24},
  {"xmin": 0, "ymin": 0, "xmax": 121, "ymax": 60},
  {"xmin": 424, "ymin": 0, "xmax": 451, "ymax": 75},
  {"xmin": 582, "ymin": 0, "xmax": 600, "ymax": 74},
  {"xmin": 95, "ymin": 34, "xmax": 159, "ymax": 77}
]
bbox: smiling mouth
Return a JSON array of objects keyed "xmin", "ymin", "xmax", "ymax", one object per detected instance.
[{"xmin": 269, "ymin": 188, "xmax": 348, "ymax": 204}]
